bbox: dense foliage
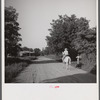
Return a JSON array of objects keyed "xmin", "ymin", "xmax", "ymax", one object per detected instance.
[
  {"xmin": 21, "ymin": 46, "xmax": 34, "ymax": 52},
  {"xmin": 34, "ymin": 48, "xmax": 41, "ymax": 56},
  {"xmin": 46, "ymin": 15, "xmax": 96, "ymax": 54},
  {"xmin": 5, "ymin": 6, "xmax": 22, "ymax": 57},
  {"xmin": 46, "ymin": 14, "xmax": 96, "ymax": 71}
]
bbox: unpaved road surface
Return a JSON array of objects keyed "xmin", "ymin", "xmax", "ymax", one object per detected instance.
[{"xmin": 13, "ymin": 56, "xmax": 96, "ymax": 83}]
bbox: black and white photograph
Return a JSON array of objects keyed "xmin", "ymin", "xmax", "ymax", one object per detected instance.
[{"xmin": 5, "ymin": 0, "xmax": 97, "ymax": 83}]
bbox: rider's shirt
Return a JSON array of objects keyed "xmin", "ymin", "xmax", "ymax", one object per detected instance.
[{"xmin": 63, "ymin": 50, "xmax": 68, "ymax": 56}]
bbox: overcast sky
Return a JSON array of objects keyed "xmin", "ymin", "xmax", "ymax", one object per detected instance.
[{"xmin": 5, "ymin": 0, "xmax": 96, "ymax": 50}]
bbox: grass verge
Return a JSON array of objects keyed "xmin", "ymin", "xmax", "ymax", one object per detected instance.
[
  {"xmin": 5, "ymin": 62, "xmax": 29, "ymax": 83},
  {"xmin": 5, "ymin": 57, "xmax": 36, "ymax": 83}
]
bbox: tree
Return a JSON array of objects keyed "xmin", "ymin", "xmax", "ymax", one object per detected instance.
[
  {"xmin": 5, "ymin": 6, "xmax": 22, "ymax": 57},
  {"xmin": 21, "ymin": 46, "xmax": 34, "ymax": 52},
  {"xmin": 46, "ymin": 14, "xmax": 96, "ymax": 62},
  {"xmin": 41, "ymin": 47, "xmax": 53, "ymax": 55},
  {"xmin": 71, "ymin": 27, "xmax": 96, "ymax": 54},
  {"xmin": 46, "ymin": 15, "xmax": 87, "ymax": 52},
  {"xmin": 34, "ymin": 48, "xmax": 41, "ymax": 56}
]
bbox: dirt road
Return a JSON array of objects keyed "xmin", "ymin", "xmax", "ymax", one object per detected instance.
[{"xmin": 13, "ymin": 56, "xmax": 96, "ymax": 83}]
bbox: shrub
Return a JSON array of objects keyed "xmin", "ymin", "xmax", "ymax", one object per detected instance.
[{"xmin": 76, "ymin": 62, "xmax": 83, "ymax": 69}]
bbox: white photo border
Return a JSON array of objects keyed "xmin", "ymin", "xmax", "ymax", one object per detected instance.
[{"xmin": 1, "ymin": 0, "xmax": 99, "ymax": 100}]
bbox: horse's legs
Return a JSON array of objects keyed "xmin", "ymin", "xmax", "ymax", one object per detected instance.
[
  {"xmin": 67, "ymin": 57, "xmax": 71, "ymax": 69},
  {"xmin": 66, "ymin": 63, "xmax": 69, "ymax": 69}
]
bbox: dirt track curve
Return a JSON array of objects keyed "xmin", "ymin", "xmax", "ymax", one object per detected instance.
[{"xmin": 13, "ymin": 56, "xmax": 96, "ymax": 83}]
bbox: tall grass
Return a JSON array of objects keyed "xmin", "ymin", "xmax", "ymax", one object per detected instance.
[
  {"xmin": 5, "ymin": 62, "xmax": 28, "ymax": 83},
  {"xmin": 5, "ymin": 57, "xmax": 36, "ymax": 83}
]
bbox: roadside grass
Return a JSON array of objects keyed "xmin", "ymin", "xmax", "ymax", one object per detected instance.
[
  {"xmin": 5, "ymin": 62, "xmax": 28, "ymax": 83},
  {"xmin": 5, "ymin": 56, "xmax": 36, "ymax": 83},
  {"xmin": 5, "ymin": 56, "xmax": 36, "ymax": 66}
]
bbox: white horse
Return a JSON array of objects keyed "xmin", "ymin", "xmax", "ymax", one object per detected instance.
[{"xmin": 63, "ymin": 56, "xmax": 71, "ymax": 69}]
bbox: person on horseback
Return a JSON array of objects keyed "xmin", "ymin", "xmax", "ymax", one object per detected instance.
[
  {"xmin": 62, "ymin": 48, "xmax": 68, "ymax": 62},
  {"xmin": 62, "ymin": 48, "xmax": 71, "ymax": 69}
]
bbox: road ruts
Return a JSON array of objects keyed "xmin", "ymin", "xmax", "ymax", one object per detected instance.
[{"xmin": 13, "ymin": 56, "xmax": 96, "ymax": 83}]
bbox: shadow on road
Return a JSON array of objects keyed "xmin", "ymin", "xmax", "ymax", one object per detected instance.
[
  {"xmin": 32, "ymin": 60, "xmax": 62, "ymax": 64},
  {"xmin": 40, "ymin": 73, "xmax": 96, "ymax": 83}
]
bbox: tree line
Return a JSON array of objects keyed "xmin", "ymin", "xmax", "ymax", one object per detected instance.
[
  {"xmin": 5, "ymin": 6, "xmax": 22, "ymax": 57},
  {"xmin": 45, "ymin": 14, "xmax": 96, "ymax": 56},
  {"xmin": 5, "ymin": 6, "xmax": 41, "ymax": 58},
  {"xmin": 5, "ymin": 6, "xmax": 96, "ymax": 71},
  {"xmin": 44, "ymin": 14, "xmax": 96, "ymax": 71}
]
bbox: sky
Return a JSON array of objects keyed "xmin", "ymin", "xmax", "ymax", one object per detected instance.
[{"xmin": 5, "ymin": 0, "xmax": 96, "ymax": 50}]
